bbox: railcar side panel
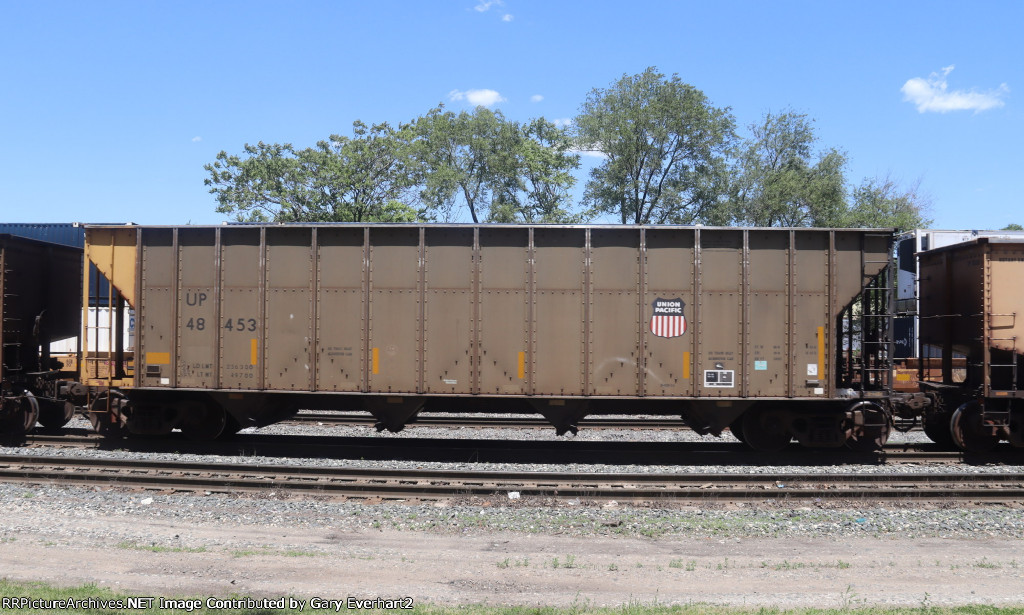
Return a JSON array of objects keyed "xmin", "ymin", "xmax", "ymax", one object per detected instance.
[
  {"xmin": 477, "ymin": 228, "xmax": 530, "ymax": 395},
  {"xmin": 176, "ymin": 229, "xmax": 217, "ymax": 388},
  {"xmin": 643, "ymin": 229, "xmax": 695, "ymax": 397},
  {"xmin": 697, "ymin": 230, "xmax": 743, "ymax": 398},
  {"xmin": 747, "ymin": 231, "xmax": 789, "ymax": 397},
  {"xmin": 138, "ymin": 229, "xmax": 174, "ymax": 387},
  {"xmin": 316, "ymin": 227, "xmax": 367, "ymax": 392},
  {"xmin": 265, "ymin": 228, "xmax": 314, "ymax": 391},
  {"xmin": 793, "ymin": 233, "xmax": 829, "ymax": 397},
  {"xmin": 218, "ymin": 228, "xmax": 262, "ymax": 389},
  {"xmin": 368, "ymin": 227, "xmax": 420, "ymax": 394},
  {"xmin": 589, "ymin": 229, "xmax": 641, "ymax": 396},
  {"xmin": 423, "ymin": 227, "xmax": 475, "ymax": 395},
  {"xmin": 532, "ymin": 228, "xmax": 586, "ymax": 396}
]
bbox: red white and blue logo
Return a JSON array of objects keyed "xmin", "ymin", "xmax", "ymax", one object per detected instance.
[{"xmin": 650, "ymin": 298, "xmax": 687, "ymax": 338}]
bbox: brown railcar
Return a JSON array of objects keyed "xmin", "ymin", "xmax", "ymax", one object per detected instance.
[
  {"xmin": 917, "ymin": 238, "xmax": 1024, "ymax": 451},
  {"xmin": 84, "ymin": 224, "xmax": 894, "ymax": 450}
]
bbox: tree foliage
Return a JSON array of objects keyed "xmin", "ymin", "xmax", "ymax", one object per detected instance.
[
  {"xmin": 732, "ymin": 110, "xmax": 848, "ymax": 227},
  {"xmin": 488, "ymin": 117, "xmax": 582, "ymax": 223},
  {"xmin": 574, "ymin": 68, "xmax": 736, "ymax": 225},
  {"xmin": 205, "ymin": 121, "xmax": 423, "ymax": 223},
  {"xmin": 206, "ymin": 67, "xmax": 940, "ymax": 231},
  {"xmin": 841, "ymin": 176, "xmax": 932, "ymax": 231},
  {"xmin": 1002, "ymin": 223, "xmax": 1023, "ymax": 231},
  {"xmin": 413, "ymin": 106, "xmax": 579, "ymax": 223}
]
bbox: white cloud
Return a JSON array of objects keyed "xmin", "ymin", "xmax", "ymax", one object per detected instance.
[
  {"xmin": 191, "ymin": 136, "xmax": 202, "ymax": 142},
  {"xmin": 502, "ymin": 13, "xmax": 513, "ymax": 21},
  {"xmin": 448, "ymin": 88, "xmax": 506, "ymax": 107},
  {"xmin": 530, "ymin": 94, "xmax": 544, "ymax": 103},
  {"xmin": 474, "ymin": 0, "xmax": 502, "ymax": 12},
  {"xmin": 570, "ymin": 148, "xmax": 608, "ymax": 160},
  {"xmin": 901, "ymin": 65, "xmax": 1009, "ymax": 113}
]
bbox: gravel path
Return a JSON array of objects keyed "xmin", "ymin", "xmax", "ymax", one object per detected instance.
[{"xmin": 2, "ymin": 416, "xmax": 1023, "ymax": 607}]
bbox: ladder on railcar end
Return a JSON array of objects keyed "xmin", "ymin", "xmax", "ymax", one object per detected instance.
[
  {"xmin": 979, "ymin": 332, "xmax": 1018, "ymax": 427},
  {"xmin": 858, "ymin": 232, "xmax": 895, "ymax": 393},
  {"xmin": 1, "ymin": 253, "xmax": 25, "ymax": 383}
]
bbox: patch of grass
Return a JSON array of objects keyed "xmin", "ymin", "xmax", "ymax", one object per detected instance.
[
  {"xmin": 116, "ymin": 541, "xmax": 207, "ymax": 554},
  {"xmin": 668, "ymin": 558, "xmax": 698, "ymax": 571},
  {"xmin": 4, "ymin": 578, "xmax": 1024, "ymax": 615},
  {"xmin": 231, "ymin": 548, "xmax": 321, "ymax": 558}
]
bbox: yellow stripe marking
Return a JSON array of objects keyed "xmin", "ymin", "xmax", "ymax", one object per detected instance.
[
  {"xmin": 250, "ymin": 339, "xmax": 258, "ymax": 365},
  {"xmin": 683, "ymin": 351, "xmax": 691, "ymax": 379},
  {"xmin": 816, "ymin": 326, "xmax": 825, "ymax": 381},
  {"xmin": 372, "ymin": 347, "xmax": 380, "ymax": 375},
  {"xmin": 517, "ymin": 352, "xmax": 525, "ymax": 379},
  {"xmin": 147, "ymin": 352, "xmax": 170, "ymax": 365}
]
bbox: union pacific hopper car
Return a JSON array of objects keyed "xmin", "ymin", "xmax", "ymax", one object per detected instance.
[{"xmin": 82, "ymin": 224, "xmax": 895, "ymax": 451}]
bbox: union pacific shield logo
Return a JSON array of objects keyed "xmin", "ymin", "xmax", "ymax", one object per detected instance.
[{"xmin": 650, "ymin": 298, "xmax": 687, "ymax": 338}]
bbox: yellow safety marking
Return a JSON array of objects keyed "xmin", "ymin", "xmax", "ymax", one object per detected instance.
[
  {"xmin": 517, "ymin": 351, "xmax": 525, "ymax": 379},
  {"xmin": 895, "ymin": 373, "xmax": 912, "ymax": 382},
  {"xmin": 683, "ymin": 351, "xmax": 691, "ymax": 379},
  {"xmin": 372, "ymin": 347, "xmax": 380, "ymax": 375},
  {"xmin": 816, "ymin": 326, "xmax": 825, "ymax": 381},
  {"xmin": 147, "ymin": 352, "xmax": 170, "ymax": 365},
  {"xmin": 250, "ymin": 339, "xmax": 258, "ymax": 365}
]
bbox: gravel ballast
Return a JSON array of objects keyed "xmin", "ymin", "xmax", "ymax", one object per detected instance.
[{"xmin": 2, "ymin": 415, "xmax": 1023, "ymax": 607}]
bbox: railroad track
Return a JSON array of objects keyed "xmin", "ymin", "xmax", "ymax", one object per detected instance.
[
  {"xmin": 1, "ymin": 453, "xmax": 1022, "ymax": 503},
  {"xmin": 13, "ymin": 430, "xmax": 1017, "ymax": 466}
]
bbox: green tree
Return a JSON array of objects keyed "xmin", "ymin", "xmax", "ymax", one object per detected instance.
[
  {"xmin": 842, "ymin": 176, "xmax": 932, "ymax": 231},
  {"xmin": 488, "ymin": 117, "xmax": 581, "ymax": 223},
  {"xmin": 1002, "ymin": 223, "xmax": 1024, "ymax": 231},
  {"xmin": 412, "ymin": 106, "xmax": 503, "ymax": 223},
  {"xmin": 574, "ymin": 67, "xmax": 736, "ymax": 225},
  {"xmin": 205, "ymin": 121, "xmax": 423, "ymax": 222},
  {"xmin": 732, "ymin": 110, "xmax": 848, "ymax": 227},
  {"xmin": 412, "ymin": 106, "xmax": 580, "ymax": 223}
]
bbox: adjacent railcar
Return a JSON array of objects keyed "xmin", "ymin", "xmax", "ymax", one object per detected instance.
[
  {"xmin": 917, "ymin": 237, "xmax": 1024, "ymax": 451},
  {"xmin": 0, "ymin": 234, "xmax": 81, "ymax": 432},
  {"xmin": 84, "ymin": 224, "xmax": 893, "ymax": 450}
]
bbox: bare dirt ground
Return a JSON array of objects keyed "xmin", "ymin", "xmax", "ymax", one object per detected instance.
[{"xmin": 3, "ymin": 508, "xmax": 1023, "ymax": 608}]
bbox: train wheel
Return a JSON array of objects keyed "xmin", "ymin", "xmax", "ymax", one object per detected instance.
[
  {"xmin": 179, "ymin": 401, "xmax": 227, "ymax": 441},
  {"xmin": 845, "ymin": 402, "xmax": 891, "ymax": 452},
  {"xmin": 741, "ymin": 407, "xmax": 790, "ymax": 452},
  {"xmin": 37, "ymin": 399, "xmax": 76, "ymax": 429},
  {"xmin": 88, "ymin": 392, "xmax": 128, "ymax": 438},
  {"xmin": 3, "ymin": 393, "xmax": 40, "ymax": 434},
  {"xmin": 951, "ymin": 402, "xmax": 1000, "ymax": 453},
  {"xmin": 922, "ymin": 411, "xmax": 956, "ymax": 449}
]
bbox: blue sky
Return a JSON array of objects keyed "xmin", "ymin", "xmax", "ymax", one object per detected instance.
[{"xmin": 1, "ymin": 0, "xmax": 1020, "ymax": 229}]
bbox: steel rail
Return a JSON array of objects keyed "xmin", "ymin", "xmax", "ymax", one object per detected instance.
[{"xmin": 1, "ymin": 453, "xmax": 1023, "ymax": 502}]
